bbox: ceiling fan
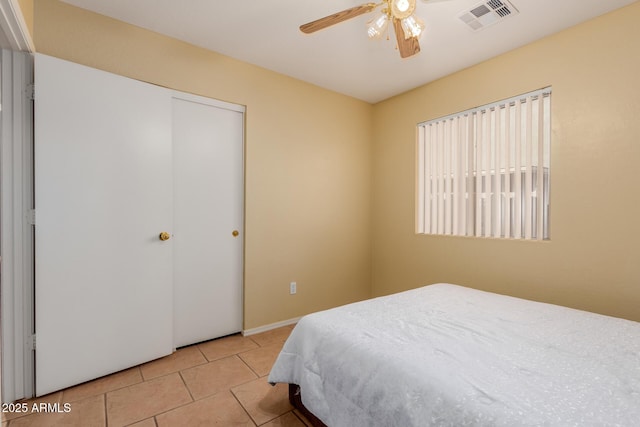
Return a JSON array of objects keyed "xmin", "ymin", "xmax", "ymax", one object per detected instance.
[{"xmin": 300, "ymin": 0, "xmax": 453, "ymax": 58}]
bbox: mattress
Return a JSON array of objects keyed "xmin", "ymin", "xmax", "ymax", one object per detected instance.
[{"xmin": 268, "ymin": 284, "xmax": 640, "ymax": 426}]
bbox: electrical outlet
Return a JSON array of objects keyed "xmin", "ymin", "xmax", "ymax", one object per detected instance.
[{"xmin": 290, "ymin": 282, "xmax": 297, "ymax": 295}]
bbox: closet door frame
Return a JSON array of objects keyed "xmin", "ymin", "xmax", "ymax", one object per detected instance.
[
  {"xmin": 0, "ymin": 49, "xmax": 34, "ymax": 403},
  {"xmin": 0, "ymin": 0, "xmax": 35, "ymax": 403}
]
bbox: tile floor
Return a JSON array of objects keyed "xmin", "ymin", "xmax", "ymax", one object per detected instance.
[{"xmin": 2, "ymin": 325, "xmax": 311, "ymax": 427}]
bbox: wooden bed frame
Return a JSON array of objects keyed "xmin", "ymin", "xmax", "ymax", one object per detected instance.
[{"xmin": 289, "ymin": 384, "xmax": 327, "ymax": 427}]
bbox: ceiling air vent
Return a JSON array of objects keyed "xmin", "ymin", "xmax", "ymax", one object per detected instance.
[{"xmin": 458, "ymin": 0, "xmax": 519, "ymax": 32}]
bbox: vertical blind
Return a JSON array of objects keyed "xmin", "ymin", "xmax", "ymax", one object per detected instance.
[{"xmin": 417, "ymin": 88, "xmax": 551, "ymax": 240}]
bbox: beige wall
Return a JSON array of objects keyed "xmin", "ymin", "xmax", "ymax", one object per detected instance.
[
  {"xmin": 30, "ymin": 0, "xmax": 640, "ymax": 326},
  {"xmin": 33, "ymin": 0, "xmax": 373, "ymax": 329},
  {"xmin": 17, "ymin": 0, "xmax": 33, "ymax": 39},
  {"xmin": 371, "ymin": 2, "xmax": 640, "ymax": 321}
]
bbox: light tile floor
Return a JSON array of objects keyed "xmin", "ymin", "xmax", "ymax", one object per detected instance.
[{"xmin": 2, "ymin": 326, "xmax": 311, "ymax": 427}]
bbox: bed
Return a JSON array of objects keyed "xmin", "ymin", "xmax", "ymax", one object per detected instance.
[{"xmin": 268, "ymin": 283, "xmax": 640, "ymax": 426}]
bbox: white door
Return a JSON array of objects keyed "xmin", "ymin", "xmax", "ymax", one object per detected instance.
[
  {"xmin": 172, "ymin": 95, "xmax": 244, "ymax": 347},
  {"xmin": 34, "ymin": 54, "xmax": 174, "ymax": 395}
]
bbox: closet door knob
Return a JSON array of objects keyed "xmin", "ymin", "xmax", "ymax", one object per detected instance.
[
  {"xmin": 159, "ymin": 232, "xmax": 171, "ymax": 241},
  {"xmin": 232, "ymin": 230, "xmax": 239, "ymax": 237}
]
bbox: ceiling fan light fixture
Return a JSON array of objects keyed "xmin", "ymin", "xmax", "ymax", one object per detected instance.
[
  {"xmin": 390, "ymin": 0, "xmax": 416, "ymax": 19},
  {"xmin": 298, "ymin": 0, "xmax": 428, "ymax": 58},
  {"xmin": 401, "ymin": 14, "xmax": 425, "ymax": 39},
  {"xmin": 395, "ymin": 0, "xmax": 410, "ymax": 12},
  {"xmin": 367, "ymin": 12, "xmax": 389, "ymax": 39}
]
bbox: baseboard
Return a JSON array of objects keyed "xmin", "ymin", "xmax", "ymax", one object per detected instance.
[{"xmin": 242, "ymin": 316, "xmax": 301, "ymax": 336}]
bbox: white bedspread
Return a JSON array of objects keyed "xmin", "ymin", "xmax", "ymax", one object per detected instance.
[{"xmin": 268, "ymin": 284, "xmax": 640, "ymax": 426}]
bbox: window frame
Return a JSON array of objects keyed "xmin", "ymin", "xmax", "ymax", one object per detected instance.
[{"xmin": 416, "ymin": 87, "xmax": 552, "ymax": 240}]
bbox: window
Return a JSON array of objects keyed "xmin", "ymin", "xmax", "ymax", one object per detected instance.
[{"xmin": 417, "ymin": 88, "xmax": 551, "ymax": 240}]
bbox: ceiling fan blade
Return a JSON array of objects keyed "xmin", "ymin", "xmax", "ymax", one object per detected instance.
[
  {"xmin": 392, "ymin": 18, "xmax": 420, "ymax": 58},
  {"xmin": 300, "ymin": 3, "xmax": 377, "ymax": 34}
]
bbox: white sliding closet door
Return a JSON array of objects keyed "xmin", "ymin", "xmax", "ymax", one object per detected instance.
[
  {"xmin": 34, "ymin": 54, "xmax": 244, "ymax": 396},
  {"xmin": 172, "ymin": 95, "xmax": 244, "ymax": 348},
  {"xmin": 34, "ymin": 54, "xmax": 174, "ymax": 396}
]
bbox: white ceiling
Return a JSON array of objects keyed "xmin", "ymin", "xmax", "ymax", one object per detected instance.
[{"xmin": 61, "ymin": 0, "xmax": 636, "ymax": 103}]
